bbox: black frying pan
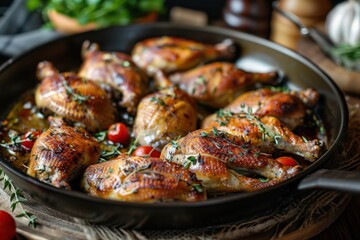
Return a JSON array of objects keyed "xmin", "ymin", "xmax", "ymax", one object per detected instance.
[{"xmin": 0, "ymin": 23, "xmax": 358, "ymax": 229}]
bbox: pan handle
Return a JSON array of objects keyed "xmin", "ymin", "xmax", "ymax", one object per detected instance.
[{"xmin": 298, "ymin": 169, "xmax": 360, "ymax": 194}]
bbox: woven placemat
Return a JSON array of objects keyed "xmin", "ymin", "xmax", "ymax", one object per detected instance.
[{"xmin": 1, "ymin": 97, "xmax": 359, "ymax": 240}]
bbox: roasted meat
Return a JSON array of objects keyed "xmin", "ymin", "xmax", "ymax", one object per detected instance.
[
  {"xmin": 27, "ymin": 125, "xmax": 100, "ymax": 189},
  {"xmin": 82, "ymin": 155, "xmax": 206, "ymax": 202},
  {"xmin": 155, "ymin": 62, "xmax": 280, "ymax": 108},
  {"xmin": 203, "ymin": 113, "xmax": 324, "ymax": 161},
  {"xmin": 133, "ymin": 87, "xmax": 197, "ymax": 149},
  {"xmin": 35, "ymin": 61, "xmax": 116, "ymax": 132},
  {"xmin": 132, "ymin": 36, "xmax": 235, "ymax": 76},
  {"xmin": 203, "ymin": 88, "xmax": 319, "ymax": 129},
  {"xmin": 161, "ymin": 129, "xmax": 301, "ymax": 193},
  {"xmin": 79, "ymin": 41, "xmax": 148, "ymax": 114}
]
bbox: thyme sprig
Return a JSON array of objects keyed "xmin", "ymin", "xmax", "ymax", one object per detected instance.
[
  {"xmin": 239, "ymin": 104, "xmax": 282, "ymax": 145},
  {"xmin": 61, "ymin": 77, "xmax": 89, "ymax": 104},
  {"xmin": 183, "ymin": 155, "xmax": 199, "ymax": 169},
  {"xmin": 0, "ymin": 133, "xmax": 26, "ymax": 155},
  {"xmin": 0, "ymin": 168, "xmax": 37, "ymax": 227},
  {"xmin": 99, "ymin": 144, "xmax": 122, "ymax": 162},
  {"xmin": 150, "ymin": 97, "xmax": 166, "ymax": 106}
]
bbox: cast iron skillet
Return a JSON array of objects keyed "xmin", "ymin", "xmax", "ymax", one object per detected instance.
[{"xmin": 0, "ymin": 23, "xmax": 359, "ymax": 229}]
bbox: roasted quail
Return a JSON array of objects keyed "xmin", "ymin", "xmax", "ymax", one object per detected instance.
[
  {"xmin": 202, "ymin": 88, "xmax": 319, "ymax": 129},
  {"xmin": 27, "ymin": 125, "xmax": 100, "ymax": 189},
  {"xmin": 132, "ymin": 36, "xmax": 235, "ymax": 76},
  {"xmin": 161, "ymin": 129, "xmax": 301, "ymax": 193},
  {"xmin": 79, "ymin": 41, "xmax": 148, "ymax": 114},
  {"xmin": 35, "ymin": 61, "xmax": 116, "ymax": 132},
  {"xmin": 133, "ymin": 87, "xmax": 197, "ymax": 149},
  {"xmin": 82, "ymin": 155, "xmax": 206, "ymax": 202},
  {"xmin": 155, "ymin": 62, "xmax": 280, "ymax": 108},
  {"xmin": 203, "ymin": 113, "xmax": 324, "ymax": 161}
]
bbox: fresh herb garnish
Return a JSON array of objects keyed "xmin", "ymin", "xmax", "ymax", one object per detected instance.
[
  {"xmin": 93, "ymin": 131, "xmax": 107, "ymax": 142},
  {"xmin": 259, "ymin": 178, "xmax": 270, "ymax": 183},
  {"xmin": 183, "ymin": 155, "xmax": 198, "ymax": 169},
  {"xmin": 240, "ymin": 104, "xmax": 282, "ymax": 145},
  {"xmin": 150, "ymin": 97, "xmax": 166, "ymax": 106},
  {"xmin": 27, "ymin": 0, "xmax": 164, "ymax": 28},
  {"xmin": 192, "ymin": 183, "xmax": 203, "ymax": 193},
  {"xmin": 61, "ymin": 79, "xmax": 89, "ymax": 104},
  {"xmin": 200, "ymin": 132, "xmax": 208, "ymax": 138},
  {"xmin": 99, "ymin": 144, "xmax": 121, "ymax": 162},
  {"xmin": 0, "ymin": 168, "xmax": 37, "ymax": 227}
]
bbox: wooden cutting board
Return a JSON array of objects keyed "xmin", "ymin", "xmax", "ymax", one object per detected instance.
[{"xmin": 297, "ymin": 37, "xmax": 360, "ymax": 94}]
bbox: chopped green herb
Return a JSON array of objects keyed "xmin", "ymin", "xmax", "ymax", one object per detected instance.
[
  {"xmin": 93, "ymin": 131, "xmax": 107, "ymax": 142},
  {"xmin": 200, "ymin": 132, "xmax": 208, "ymax": 138},
  {"xmin": 192, "ymin": 184, "xmax": 203, "ymax": 193},
  {"xmin": 259, "ymin": 178, "xmax": 270, "ymax": 183},
  {"xmin": 150, "ymin": 97, "xmax": 166, "ymax": 106}
]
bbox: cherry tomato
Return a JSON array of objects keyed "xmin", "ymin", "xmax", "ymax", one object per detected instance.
[
  {"xmin": 107, "ymin": 123, "xmax": 129, "ymax": 145},
  {"xmin": 276, "ymin": 156, "xmax": 298, "ymax": 167},
  {"xmin": 21, "ymin": 130, "xmax": 41, "ymax": 150},
  {"xmin": 133, "ymin": 146, "xmax": 161, "ymax": 158},
  {"xmin": 0, "ymin": 210, "xmax": 16, "ymax": 240}
]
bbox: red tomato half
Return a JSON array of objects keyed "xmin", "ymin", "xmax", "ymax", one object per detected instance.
[
  {"xmin": 133, "ymin": 146, "xmax": 161, "ymax": 158},
  {"xmin": 107, "ymin": 123, "xmax": 129, "ymax": 145},
  {"xmin": 0, "ymin": 210, "xmax": 16, "ymax": 240},
  {"xmin": 276, "ymin": 156, "xmax": 298, "ymax": 167},
  {"xmin": 21, "ymin": 130, "xmax": 41, "ymax": 150}
]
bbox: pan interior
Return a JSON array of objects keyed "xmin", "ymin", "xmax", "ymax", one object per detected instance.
[{"xmin": 0, "ymin": 23, "xmax": 347, "ymax": 228}]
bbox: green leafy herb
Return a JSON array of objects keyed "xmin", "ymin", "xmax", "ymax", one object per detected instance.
[
  {"xmin": 259, "ymin": 178, "xmax": 270, "ymax": 183},
  {"xmin": 27, "ymin": 0, "xmax": 164, "ymax": 28},
  {"xmin": 183, "ymin": 155, "xmax": 198, "ymax": 169},
  {"xmin": 61, "ymin": 79, "xmax": 89, "ymax": 104},
  {"xmin": 99, "ymin": 144, "xmax": 121, "ymax": 162},
  {"xmin": 93, "ymin": 131, "xmax": 107, "ymax": 142},
  {"xmin": 192, "ymin": 184, "xmax": 203, "ymax": 193},
  {"xmin": 127, "ymin": 138, "xmax": 139, "ymax": 156},
  {"xmin": 200, "ymin": 132, "xmax": 208, "ymax": 138},
  {"xmin": 240, "ymin": 104, "xmax": 282, "ymax": 145},
  {"xmin": 150, "ymin": 97, "xmax": 166, "ymax": 106},
  {"xmin": 170, "ymin": 136, "xmax": 181, "ymax": 148},
  {"xmin": 0, "ymin": 168, "xmax": 37, "ymax": 227}
]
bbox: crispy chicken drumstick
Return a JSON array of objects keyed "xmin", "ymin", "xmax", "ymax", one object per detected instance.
[
  {"xmin": 161, "ymin": 129, "xmax": 301, "ymax": 193},
  {"xmin": 132, "ymin": 36, "xmax": 236, "ymax": 76},
  {"xmin": 28, "ymin": 125, "xmax": 100, "ymax": 189},
  {"xmin": 203, "ymin": 88, "xmax": 319, "ymax": 129},
  {"xmin": 203, "ymin": 112, "xmax": 324, "ymax": 162},
  {"xmin": 82, "ymin": 155, "xmax": 206, "ymax": 202},
  {"xmin": 35, "ymin": 61, "xmax": 116, "ymax": 132},
  {"xmin": 155, "ymin": 62, "xmax": 280, "ymax": 108},
  {"xmin": 79, "ymin": 41, "xmax": 148, "ymax": 114},
  {"xmin": 133, "ymin": 87, "xmax": 197, "ymax": 149}
]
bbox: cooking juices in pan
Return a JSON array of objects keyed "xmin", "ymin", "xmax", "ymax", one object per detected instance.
[{"xmin": 0, "ymin": 36, "xmax": 326, "ymax": 202}]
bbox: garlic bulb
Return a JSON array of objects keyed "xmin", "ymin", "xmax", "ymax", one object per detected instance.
[{"xmin": 325, "ymin": 0, "xmax": 360, "ymax": 46}]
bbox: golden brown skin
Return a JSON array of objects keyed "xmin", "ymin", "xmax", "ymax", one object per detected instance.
[
  {"xmin": 82, "ymin": 155, "xmax": 206, "ymax": 202},
  {"xmin": 133, "ymin": 88, "xmax": 197, "ymax": 149},
  {"xmin": 132, "ymin": 36, "xmax": 235, "ymax": 76},
  {"xmin": 79, "ymin": 41, "xmax": 148, "ymax": 114},
  {"xmin": 35, "ymin": 61, "xmax": 116, "ymax": 132},
  {"xmin": 155, "ymin": 62, "xmax": 280, "ymax": 108},
  {"xmin": 161, "ymin": 129, "xmax": 301, "ymax": 193},
  {"xmin": 203, "ymin": 88, "xmax": 319, "ymax": 129},
  {"xmin": 203, "ymin": 114, "xmax": 324, "ymax": 161},
  {"xmin": 27, "ymin": 125, "xmax": 100, "ymax": 189}
]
